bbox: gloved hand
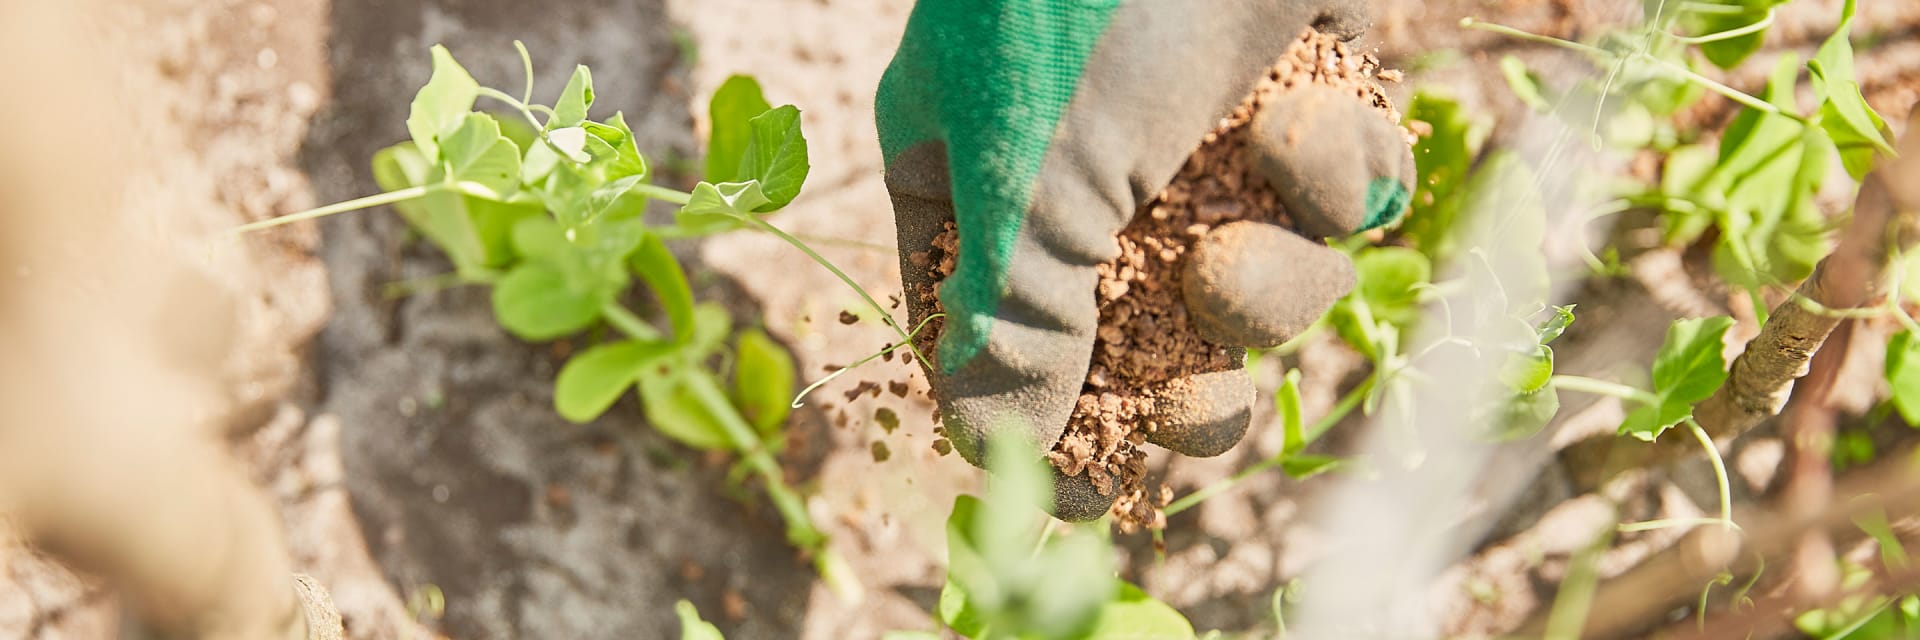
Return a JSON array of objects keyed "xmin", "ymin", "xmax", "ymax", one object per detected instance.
[{"xmin": 878, "ymin": 0, "xmax": 1414, "ymax": 520}]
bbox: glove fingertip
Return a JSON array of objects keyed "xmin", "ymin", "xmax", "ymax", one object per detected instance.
[
  {"xmin": 1142, "ymin": 368, "xmax": 1255, "ymax": 458},
  {"xmin": 1050, "ymin": 468, "xmax": 1119, "ymax": 523}
]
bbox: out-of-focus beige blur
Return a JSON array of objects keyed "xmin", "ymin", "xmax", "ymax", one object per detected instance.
[{"xmin": 0, "ymin": 1, "xmax": 334, "ymax": 637}]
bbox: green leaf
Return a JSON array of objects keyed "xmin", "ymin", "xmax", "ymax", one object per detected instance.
[
  {"xmin": 938, "ymin": 572, "xmax": 990, "ymax": 637},
  {"xmin": 1811, "ymin": 0, "xmax": 1862, "ymax": 87},
  {"xmin": 1281, "ymin": 454, "xmax": 1345, "ymax": 480},
  {"xmin": 511, "ymin": 216, "xmax": 571, "ymax": 260},
  {"xmin": 1887, "ymin": 331, "xmax": 1920, "ymax": 425},
  {"xmin": 637, "ymin": 366, "xmax": 734, "ymax": 450},
  {"xmin": 492, "ymin": 261, "xmax": 605, "ymax": 341},
  {"xmin": 1330, "ymin": 245, "xmax": 1434, "ymax": 359},
  {"xmin": 1073, "ymin": 583, "xmax": 1196, "ymax": 640},
  {"xmin": 1402, "ymin": 93, "xmax": 1482, "ymax": 259},
  {"xmin": 440, "ymin": 113, "xmax": 523, "ymax": 199},
  {"xmin": 521, "ymin": 135, "xmax": 562, "ymax": 184},
  {"xmin": 1817, "ymin": 81, "xmax": 1893, "ymax": 180},
  {"xmin": 373, "ymin": 142, "xmax": 487, "ymax": 274},
  {"xmin": 631, "ymin": 234, "xmax": 697, "ymax": 342},
  {"xmin": 466, "ymin": 196, "xmax": 545, "ymax": 267},
  {"xmin": 1278, "ymin": 368, "xmax": 1305, "ymax": 456},
  {"xmin": 734, "ymin": 328, "xmax": 796, "ymax": 436},
  {"xmin": 1689, "ymin": 0, "xmax": 1785, "ymax": 70},
  {"xmin": 1660, "ymin": 144, "xmax": 1720, "ymax": 244},
  {"xmin": 1619, "ymin": 316, "xmax": 1735, "ymax": 441},
  {"xmin": 1703, "ymin": 56, "xmax": 1830, "ymax": 288},
  {"xmin": 547, "ymin": 126, "xmax": 592, "ymax": 163},
  {"xmin": 1719, "ymin": 55, "xmax": 1803, "ymax": 176},
  {"xmin": 573, "ymin": 216, "xmax": 648, "ymax": 266},
  {"xmin": 551, "ymin": 65, "xmax": 595, "ymax": 129},
  {"xmin": 1538, "ymin": 305, "xmax": 1577, "ymax": 344},
  {"xmin": 1495, "ymin": 387, "xmax": 1561, "ymax": 441},
  {"xmin": 578, "ymin": 121, "xmax": 623, "ymax": 162},
  {"xmin": 489, "ymin": 112, "xmax": 538, "ymax": 152},
  {"xmin": 588, "ymin": 113, "xmax": 649, "ymax": 182},
  {"xmin": 706, "ymin": 75, "xmax": 772, "ymax": 183},
  {"xmin": 1651, "ymin": 316, "xmax": 1736, "ymax": 403},
  {"xmin": 681, "ymin": 181, "xmax": 773, "ymax": 221},
  {"xmin": 688, "ymin": 303, "xmax": 733, "ymax": 359},
  {"xmin": 554, "ymin": 340, "xmax": 675, "ymax": 423},
  {"xmin": 1500, "ymin": 56, "xmax": 1551, "ymax": 112},
  {"xmin": 941, "ymin": 437, "xmax": 1116, "ymax": 639},
  {"xmin": 1624, "ymin": 40, "xmax": 1705, "ymax": 116},
  {"xmin": 1499, "ymin": 344, "xmax": 1556, "ymax": 394},
  {"xmin": 1602, "ymin": 101, "xmax": 1658, "ymax": 151},
  {"xmin": 675, "ymin": 600, "xmax": 725, "ymax": 640},
  {"xmin": 739, "ymin": 105, "xmax": 810, "ymax": 210},
  {"xmin": 406, "ymin": 45, "xmax": 479, "ymax": 160},
  {"xmin": 1808, "ymin": 0, "xmax": 1893, "ymax": 178},
  {"xmin": 1714, "ymin": 119, "xmax": 1831, "ymax": 288},
  {"xmin": 1350, "ymin": 248, "xmax": 1432, "ymax": 327},
  {"xmin": 589, "ymin": 174, "xmax": 652, "ymax": 221}
]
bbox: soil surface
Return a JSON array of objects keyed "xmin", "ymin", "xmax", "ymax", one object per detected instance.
[{"xmin": 11, "ymin": 1, "xmax": 1920, "ymax": 639}]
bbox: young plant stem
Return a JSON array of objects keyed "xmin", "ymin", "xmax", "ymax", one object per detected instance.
[
  {"xmin": 1163, "ymin": 375, "xmax": 1375, "ymax": 517},
  {"xmin": 230, "ymin": 184, "xmax": 441, "ymax": 234},
  {"xmin": 1618, "ymin": 517, "xmax": 1742, "ymax": 533},
  {"xmin": 1691, "ymin": 418, "xmax": 1735, "ymax": 529},
  {"xmin": 600, "ymin": 301, "xmax": 826, "ymax": 550},
  {"xmin": 1670, "ymin": 7, "xmax": 1774, "ymax": 44},
  {"xmin": 1458, "ymin": 18, "xmax": 1608, "ymax": 57},
  {"xmin": 599, "ymin": 301, "xmax": 663, "ymax": 341},
  {"xmin": 1549, "ymin": 374, "xmax": 1661, "ymax": 406},
  {"xmin": 474, "ymin": 86, "xmax": 591, "ymax": 160},
  {"xmin": 512, "ymin": 40, "xmax": 535, "ymax": 105},
  {"xmin": 382, "ymin": 270, "xmax": 491, "ymax": 299},
  {"xmin": 1459, "ymin": 18, "xmax": 1803, "ymax": 122},
  {"xmin": 740, "ymin": 214, "xmax": 930, "ymax": 366},
  {"xmin": 632, "ymin": 182, "xmax": 693, "ymax": 205},
  {"xmin": 1544, "ymin": 524, "xmax": 1615, "ymax": 640},
  {"xmin": 791, "ymin": 313, "xmax": 945, "ymax": 409}
]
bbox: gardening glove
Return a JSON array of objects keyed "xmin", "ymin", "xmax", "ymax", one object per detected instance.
[{"xmin": 879, "ymin": 0, "xmax": 1415, "ymax": 521}]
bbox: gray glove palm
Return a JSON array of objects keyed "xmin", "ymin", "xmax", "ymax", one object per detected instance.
[{"xmin": 879, "ymin": 0, "xmax": 1413, "ymax": 520}]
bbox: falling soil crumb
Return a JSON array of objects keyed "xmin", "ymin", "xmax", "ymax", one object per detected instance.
[
  {"xmin": 871, "ymin": 440, "xmax": 892, "ymax": 463},
  {"xmin": 932, "ymin": 439, "xmax": 953, "ymax": 456},
  {"xmin": 838, "ymin": 310, "xmax": 860, "ymax": 325},
  {"xmin": 843, "ymin": 381, "xmax": 881, "ymax": 402},
  {"xmin": 909, "ymin": 29, "xmax": 1404, "ymax": 533},
  {"xmin": 722, "ymin": 589, "xmax": 747, "ymax": 620},
  {"xmin": 888, "ymin": 381, "xmax": 910, "ymax": 398},
  {"xmin": 875, "ymin": 407, "xmax": 900, "ymax": 433}
]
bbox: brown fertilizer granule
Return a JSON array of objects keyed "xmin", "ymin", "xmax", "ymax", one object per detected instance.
[{"xmin": 912, "ymin": 30, "xmax": 1405, "ymax": 531}]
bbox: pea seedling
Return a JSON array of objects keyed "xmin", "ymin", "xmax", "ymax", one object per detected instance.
[{"xmin": 237, "ymin": 44, "xmax": 869, "ymax": 596}]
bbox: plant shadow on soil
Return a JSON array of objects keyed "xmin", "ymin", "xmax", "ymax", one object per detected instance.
[{"xmin": 298, "ymin": 1, "xmax": 825, "ymax": 638}]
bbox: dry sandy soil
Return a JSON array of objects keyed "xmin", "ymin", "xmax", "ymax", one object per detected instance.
[{"xmin": 5, "ymin": 0, "xmax": 1920, "ymax": 638}]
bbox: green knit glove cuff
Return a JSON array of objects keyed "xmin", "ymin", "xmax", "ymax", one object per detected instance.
[{"xmin": 876, "ymin": 0, "xmax": 1119, "ymax": 373}]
